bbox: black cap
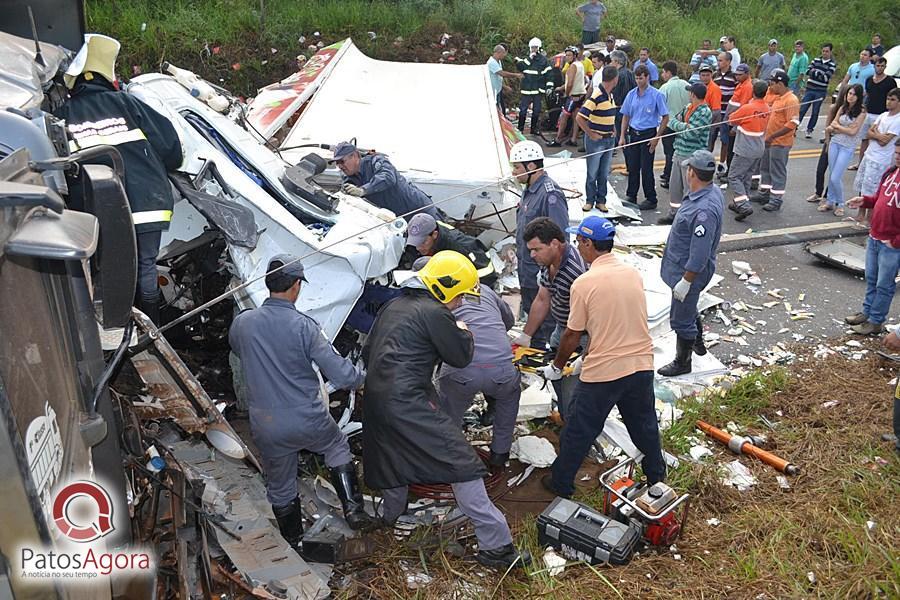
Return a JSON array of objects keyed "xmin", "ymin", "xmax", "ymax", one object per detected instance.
[
  {"xmin": 768, "ymin": 68, "xmax": 789, "ymax": 84},
  {"xmin": 685, "ymin": 82, "xmax": 707, "ymax": 99}
]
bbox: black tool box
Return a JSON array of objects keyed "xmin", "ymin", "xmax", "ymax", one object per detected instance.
[{"xmin": 537, "ymin": 497, "xmax": 642, "ymax": 565}]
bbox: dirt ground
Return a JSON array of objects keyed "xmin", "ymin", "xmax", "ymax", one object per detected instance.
[{"xmin": 324, "ymin": 338, "xmax": 900, "ymax": 599}]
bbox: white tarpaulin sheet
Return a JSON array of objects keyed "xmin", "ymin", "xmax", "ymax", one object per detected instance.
[{"xmin": 282, "ymin": 42, "xmax": 508, "ymax": 189}]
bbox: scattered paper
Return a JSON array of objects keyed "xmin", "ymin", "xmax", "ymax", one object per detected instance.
[
  {"xmin": 690, "ymin": 445, "xmax": 712, "ymax": 461},
  {"xmin": 706, "ymin": 518, "xmax": 721, "ymax": 527},
  {"xmin": 720, "ymin": 460, "xmax": 757, "ymax": 491},
  {"xmin": 543, "ymin": 548, "xmax": 567, "ymax": 577},
  {"xmin": 510, "ymin": 436, "xmax": 557, "ymax": 467}
]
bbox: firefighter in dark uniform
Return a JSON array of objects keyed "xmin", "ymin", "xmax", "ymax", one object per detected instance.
[
  {"xmin": 362, "ymin": 251, "xmax": 530, "ymax": 569},
  {"xmin": 333, "ymin": 141, "xmax": 439, "ymax": 221},
  {"xmin": 510, "ymin": 140, "xmax": 571, "ymax": 349},
  {"xmin": 56, "ymin": 34, "xmax": 183, "ymax": 324},
  {"xmin": 229, "ymin": 255, "xmax": 376, "ymax": 555},
  {"xmin": 658, "ymin": 150, "xmax": 724, "ymax": 376},
  {"xmin": 514, "ymin": 37, "xmax": 554, "ymax": 134},
  {"xmin": 405, "ymin": 213, "xmax": 496, "ymax": 286}
]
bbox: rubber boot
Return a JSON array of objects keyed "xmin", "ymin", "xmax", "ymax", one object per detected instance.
[
  {"xmin": 273, "ymin": 497, "xmax": 304, "ymax": 553},
  {"xmin": 749, "ymin": 191, "xmax": 770, "ymax": 204},
  {"xmin": 733, "ymin": 200, "xmax": 753, "ymax": 221},
  {"xmin": 330, "ymin": 463, "xmax": 377, "ymax": 531},
  {"xmin": 657, "ymin": 336, "xmax": 694, "ymax": 377},
  {"xmin": 693, "ymin": 316, "xmax": 707, "ymax": 356},
  {"xmin": 136, "ymin": 294, "xmax": 160, "ymax": 325}
]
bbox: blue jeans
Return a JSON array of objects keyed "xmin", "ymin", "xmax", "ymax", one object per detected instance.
[
  {"xmin": 551, "ymin": 371, "xmax": 666, "ymax": 496},
  {"xmin": 798, "ymin": 88, "xmax": 827, "ymax": 133},
  {"xmin": 669, "ymin": 278, "xmax": 707, "ymax": 339},
  {"xmin": 826, "ymin": 142, "xmax": 855, "ymax": 207},
  {"xmin": 789, "ymin": 80, "xmax": 802, "ymax": 96},
  {"xmin": 136, "ymin": 230, "xmax": 162, "ymax": 304},
  {"xmin": 862, "ymin": 237, "xmax": 900, "ymax": 325},
  {"xmin": 584, "ymin": 135, "xmax": 615, "ymax": 206}
]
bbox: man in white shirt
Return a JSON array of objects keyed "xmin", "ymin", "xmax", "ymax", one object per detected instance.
[
  {"xmin": 721, "ymin": 35, "xmax": 741, "ymax": 67},
  {"xmin": 486, "ymin": 44, "xmax": 523, "ymax": 113}
]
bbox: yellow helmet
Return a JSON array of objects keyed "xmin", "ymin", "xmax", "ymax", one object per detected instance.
[{"xmin": 418, "ymin": 250, "xmax": 481, "ymax": 304}]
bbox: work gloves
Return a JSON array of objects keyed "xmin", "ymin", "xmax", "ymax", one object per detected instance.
[
  {"xmin": 341, "ymin": 183, "xmax": 366, "ymax": 197},
  {"xmin": 672, "ymin": 277, "xmax": 691, "ymax": 302},
  {"xmin": 511, "ymin": 332, "xmax": 532, "ymax": 347},
  {"xmin": 537, "ymin": 363, "xmax": 563, "ymax": 381}
]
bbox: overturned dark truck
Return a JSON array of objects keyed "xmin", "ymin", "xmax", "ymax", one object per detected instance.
[{"xmin": 0, "ymin": 18, "xmax": 408, "ymax": 598}]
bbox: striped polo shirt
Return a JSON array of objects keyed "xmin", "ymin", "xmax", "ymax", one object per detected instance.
[
  {"xmin": 578, "ymin": 85, "xmax": 617, "ymax": 136},
  {"xmin": 538, "ymin": 244, "xmax": 587, "ymax": 326},
  {"xmin": 713, "ymin": 70, "xmax": 737, "ymax": 112}
]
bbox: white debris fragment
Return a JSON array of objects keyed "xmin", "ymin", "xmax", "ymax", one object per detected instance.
[
  {"xmin": 510, "ymin": 436, "xmax": 557, "ymax": 467},
  {"xmin": 720, "ymin": 460, "xmax": 757, "ymax": 491},
  {"xmin": 732, "ymin": 260, "xmax": 752, "ymax": 275},
  {"xmin": 747, "ymin": 274, "xmax": 762, "ymax": 286},
  {"xmin": 866, "ymin": 520, "xmax": 876, "ymax": 531},
  {"xmin": 673, "ymin": 554, "xmax": 682, "ymax": 560},
  {"xmin": 807, "ymin": 571, "xmax": 817, "ymax": 585},
  {"xmin": 706, "ymin": 517, "xmax": 721, "ymax": 527},
  {"xmin": 542, "ymin": 548, "xmax": 567, "ymax": 577},
  {"xmin": 690, "ymin": 446, "xmax": 713, "ymax": 461},
  {"xmin": 778, "ymin": 328, "xmax": 790, "ymax": 334},
  {"xmin": 406, "ymin": 572, "xmax": 433, "ymax": 589},
  {"xmin": 821, "ymin": 400, "xmax": 839, "ymax": 409},
  {"xmin": 776, "ymin": 475, "xmax": 791, "ymax": 491},
  {"xmin": 737, "ymin": 355, "xmax": 753, "ymax": 366},
  {"xmin": 845, "ymin": 340, "xmax": 862, "ymax": 348}
]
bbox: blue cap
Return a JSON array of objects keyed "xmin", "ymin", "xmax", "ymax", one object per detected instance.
[
  {"xmin": 268, "ymin": 254, "xmax": 308, "ymax": 282},
  {"xmin": 332, "ymin": 141, "xmax": 357, "ymax": 161},
  {"xmin": 566, "ymin": 215, "xmax": 616, "ymax": 241}
]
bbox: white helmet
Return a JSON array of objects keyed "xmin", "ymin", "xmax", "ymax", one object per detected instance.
[
  {"xmin": 510, "ymin": 140, "xmax": 544, "ymax": 164},
  {"xmin": 529, "ymin": 37, "xmax": 542, "ymax": 49}
]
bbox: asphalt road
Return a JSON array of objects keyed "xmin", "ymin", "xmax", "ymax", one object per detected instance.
[{"xmin": 535, "ymin": 112, "xmax": 886, "ymax": 361}]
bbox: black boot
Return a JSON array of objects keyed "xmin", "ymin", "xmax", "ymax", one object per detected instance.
[
  {"xmin": 657, "ymin": 336, "xmax": 694, "ymax": 377},
  {"xmin": 488, "ymin": 450, "xmax": 509, "ymax": 468},
  {"xmin": 733, "ymin": 201, "xmax": 754, "ymax": 222},
  {"xmin": 657, "ymin": 207, "xmax": 677, "ymax": 225},
  {"xmin": 136, "ymin": 294, "xmax": 161, "ymax": 325},
  {"xmin": 273, "ymin": 497, "xmax": 304, "ymax": 553},
  {"xmin": 480, "ymin": 395, "xmax": 497, "ymax": 426},
  {"xmin": 693, "ymin": 317, "xmax": 707, "ymax": 356},
  {"xmin": 330, "ymin": 463, "xmax": 376, "ymax": 531},
  {"xmin": 476, "ymin": 544, "xmax": 533, "ymax": 569}
]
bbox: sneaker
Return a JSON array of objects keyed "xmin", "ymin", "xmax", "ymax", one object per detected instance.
[
  {"xmin": 851, "ymin": 321, "xmax": 885, "ymax": 335},
  {"xmin": 657, "ymin": 213, "xmax": 675, "ymax": 225},
  {"xmin": 582, "ymin": 202, "xmax": 594, "ymax": 211},
  {"xmin": 805, "ymin": 131, "xmax": 812, "ymax": 139},
  {"xmin": 848, "ymin": 164, "xmax": 859, "ymax": 171},
  {"xmin": 546, "ymin": 140, "xmax": 562, "ymax": 147},
  {"xmin": 597, "ymin": 203, "xmax": 608, "ymax": 212},
  {"xmin": 637, "ymin": 199, "xmax": 658, "ymax": 210},
  {"xmin": 844, "ymin": 312, "xmax": 868, "ymax": 325},
  {"xmin": 624, "ymin": 196, "xmax": 637, "ymax": 204},
  {"xmin": 762, "ymin": 202, "xmax": 781, "ymax": 212},
  {"xmin": 806, "ymin": 193, "xmax": 821, "ymax": 203},
  {"xmin": 659, "ymin": 178, "xmax": 669, "ymax": 189},
  {"xmin": 476, "ymin": 544, "xmax": 532, "ymax": 569}
]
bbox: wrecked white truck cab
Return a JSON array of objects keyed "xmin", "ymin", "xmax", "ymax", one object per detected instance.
[{"xmin": 126, "ymin": 72, "xmax": 406, "ymax": 341}]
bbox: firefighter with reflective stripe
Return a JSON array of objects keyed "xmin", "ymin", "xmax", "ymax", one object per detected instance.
[
  {"xmin": 727, "ymin": 80, "xmax": 770, "ymax": 221},
  {"xmin": 515, "ymin": 38, "xmax": 554, "ymax": 134},
  {"xmin": 406, "ymin": 213, "xmax": 496, "ymax": 285},
  {"xmin": 56, "ymin": 34, "xmax": 183, "ymax": 324}
]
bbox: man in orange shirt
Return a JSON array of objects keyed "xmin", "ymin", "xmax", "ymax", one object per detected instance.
[
  {"xmin": 723, "ymin": 63, "xmax": 753, "ymax": 178},
  {"xmin": 540, "ymin": 215, "xmax": 666, "ymax": 497},
  {"xmin": 727, "ymin": 80, "xmax": 770, "ymax": 220},
  {"xmin": 750, "ymin": 69, "xmax": 800, "ymax": 211},
  {"xmin": 699, "ymin": 65, "xmax": 721, "ymax": 147}
]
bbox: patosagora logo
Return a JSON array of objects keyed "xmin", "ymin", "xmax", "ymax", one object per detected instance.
[{"xmin": 52, "ymin": 481, "xmax": 115, "ymax": 542}]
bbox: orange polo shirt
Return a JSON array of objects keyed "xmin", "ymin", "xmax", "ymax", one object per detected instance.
[
  {"xmin": 704, "ymin": 80, "xmax": 722, "ymax": 114},
  {"xmin": 728, "ymin": 97, "xmax": 769, "ymax": 134},
  {"xmin": 567, "ymin": 253, "xmax": 654, "ymax": 383},
  {"xmin": 766, "ymin": 91, "xmax": 800, "ymax": 146},
  {"xmin": 729, "ymin": 78, "xmax": 753, "ymax": 109}
]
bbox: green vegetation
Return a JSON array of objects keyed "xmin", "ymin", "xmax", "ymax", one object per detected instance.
[{"xmin": 86, "ymin": 0, "xmax": 897, "ymax": 95}]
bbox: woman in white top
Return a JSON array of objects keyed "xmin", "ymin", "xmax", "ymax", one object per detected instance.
[
  {"xmin": 822, "ymin": 84, "xmax": 867, "ymax": 217},
  {"xmin": 548, "ymin": 47, "xmax": 588, "ymax": 147}
]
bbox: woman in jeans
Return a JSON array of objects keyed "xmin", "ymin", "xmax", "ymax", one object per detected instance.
[
  {"xmin": 807, "ymin": 85, "xmax": 851, "ymax": 205},
  {"xmin": 821, "ymin": 84, "xmax": 866, "ymax": 217}
]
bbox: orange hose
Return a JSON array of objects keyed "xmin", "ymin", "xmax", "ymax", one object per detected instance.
[{"xmin": 696, "ymin": 420, "xmax": 799, "ymax": 475}]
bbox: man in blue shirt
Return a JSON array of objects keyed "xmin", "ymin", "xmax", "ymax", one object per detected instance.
[
  {"xmin": 229, "ymin": 255, "xmax": 376, "ymax": 555},
  {"xmin": 511, "ymin": 140, "xmax": 570, "ymax": 349},
  {"xmin": 486, "ymin": 44, "xmax": 522, "ymax": 113},
  {"xmin": 658, "ymin": 150, "xmax": 723, "ymax": 377},
  {"xmin": 619, "ymin": 65, "xmax": 670, "ymax": 210},
  {"xmin": 576, "ymin": 0, "xmax": 607, "ymax": 45},
  {"xmin": 839, "ymin": 49, "xmax": 876, "ymax": 89},
  {"xmin": 334, "ymin": 141, "xmax": 439, "ymax": 221},
  {"xmin": 633, "ymin": 48, "xmax": 660, "ymax": 84}
]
